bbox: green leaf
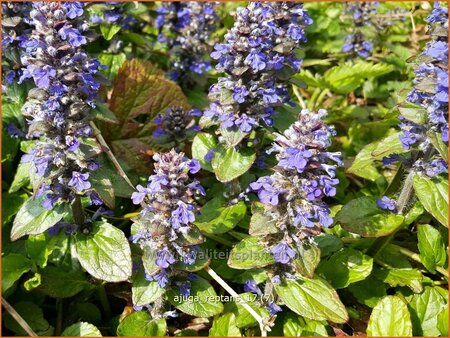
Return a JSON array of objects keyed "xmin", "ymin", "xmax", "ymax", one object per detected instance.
[
  {"xmin": 323, "ymin": 61, "xmax": 394, "ymax": 94},
  {"xmin": 283, "ymin": 313, "xmax": 328, "ymax": 336},
  {"xmin": 427, "ymin": 131, "xmax": 448, "ymax": 161},
  {"xmin": 90, "ymin": 170, "xmax": 115, "ymax": 209},
  {"xmin": 2, "ymin": 191, "xmax": 27, "ymax": 224},
  {"xmin": 413, "ymin": 174, "xmax": 448, "ymax": 227},
  {"xmin": 408, "ymin": 286, "xmax": 447, "ymax": 336},
  {"xmin": 108, "ymin": 59, "xmax": 188, "ymax": 130},
  {"xmin": 292, "ymin": 243, "xmax": 321, "ymax": 278},
  {"xmin": 117, "ymin": 312, "xmax": 166, "ymax": 337},
  {"xmin": 347, "ymin": 275, "xmax": 387, "ymax": 308},
  {"xmin": 219, "ymin": 126, "xmax": 248, "ymax": 147},
  {"xmin": 24, "ymin": 271, "xmax": 41, "ymax": 291},
  {"xmin": 195, "ymin": 197, "xmax": 246, "ymax": 234},
  {"xmin": 91, "ymin": 101, "xmax": 119, "ymax": 124},
  {"xmin": 347, "ymin": 143, "xmax": 381, "ymax": 181},
  {"xmin": 26, "ymin": 232, "xmax": 62, "ymax": 268},
  {"xmin": 209, "ymin": 313, "xmax": 241, "ymax": 337},
  {"xmin": 61, "ymin": 322, "xmax": 102, "ymax": 337},
  {"xmin": 9, "ymin": 162, "xmax": 31, "ymax": 193},
  {"xmin": 222, "ymin": 292, "xmax": 269, "ymax": 328},
  {"xmin": 398, "ymin": 104, "xmax": 427, "ymax": 125},
  {"xmin": 417, "ymin": 224, "xmax": 447, "ymax": 273},
  {"xmin": 335, "ymin": 197, "xmax": 404, "ymax": 237},
  {"xmin": 11, "ymin": 197, "xmax": 71, "ymax": 241},
  {"xmin": 212, "ymin": 145, "xmax": 256, "ymax": 183},
  {"xmin": 75, "ymin": 303, "xmax": 102, "ymax": 326},
  {"xmin": 249, "ymin": 202, "xmax": 279, "ymax": 236},
  {"xmin": 437, "ymin": 305, "xmax": 449, "ymax": 336},
  {"xmin": 75, "ymin": 222, "xmax": 132, "ymax": 282},
  {"xmin": 191, "ymin": 133, "xmax": 217, "ymax": 172},
  {"xmin": 228, "ymin": 236, "xmax": 275, "ymax": 269},
  {"xmin": 275, "ymin": 277, "xmax": 349, "ymax": 324},
  {"xmin": 371, "ymin": 132, "xmax": 405, "ymax": 160},
  {"xmin": 98, "ymin": 53, "xmax": 127, "ymax": 81},
  {"xmin": 131, "ymin": 270, "xmax": 165, "ymax": 306},
  {"xmin": 38, "ymin": 266, "xmax": 94, "ymax": 298},
  {"xmin": 3, "ymin": 301, "xmax": 54, "ymax": 336},
  {"xmin": 315, "ymin": 234, "xmax": 343, "ymax": 257},
  {"xmin": 1, "ymin": 253, "xmax": 32, "ymax": 292},
  {"xmin": 100, "ymin": 23, "xmax": 121, "ymax": 40},
  {"xmin": 166, "ymin": 276, "xmax": 224, "ymax": 317},
  {"xmin": 367, "ymin": 296, "xmax": 412, "ymax": 336},
  {"xmin": 316, "ymin": 248, "xmax": 373, "ymax": 289},
  {"xmin": 373, "ymin": 267, "xmax": 423, "ymax": 293}
]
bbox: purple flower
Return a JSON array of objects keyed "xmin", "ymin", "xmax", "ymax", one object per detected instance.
[
  {"xmin": 245, "ymin": 50, "xmax": 267, "ymax": 71},
  {"xmin": 176, "ymin": 281, "xmax": 192, "ymax": 297},
  {"xmin": 189, "ymin": 160, "xmax": 201, "ymax": 174},
  {"xmin": 267, "ymin": 303, "xmax": 282, "ymax": 315},
  {"xmin": 68, "ymin": 171, "xmax": 91, "ymax": 192},
  {"xmin": 64, "ymin": 2, "xmax": 84, "ymax": 19},
  {"xmin": 131, "ymin": 185, "xmax": 149, "ymax": 205},
  {"xmin": 170, "ymin": 202, "xmax": 195, "ymax": 228},
  {"xmin": 250, "ymin": 176, "xmax": 282, "ymax": 206},
  {"xmin": 155, "ymin": 248, "xmax": 176, "ymax": 269},
  {"xmin": 271, "ymin": 242, "xmax": 296, "ymax": 264},
  {"xmin": 148, "ymin": 175, "xmax": 169, "ymax": 192},
  {"xmin": 279, "ymin": 147, "xmax": 312, "ymax": 172},
  {"xmin": 376, "ymin": 196, "xmax": 397, "ymax": 211},
  {"xmin": 42, "ymin": 194, "xmax": 59, "ymax": 210},
  {"xmin": 235, "ymin": 114, "xmax": 257, "ymax": 132},
  {"xmin": 233, "ymin": 86, "xmax": 250, "ymax": 103},
  {"xmin": 65, "ymin": 136, "xmax": 80, "ymax": 152},
  {"xmin": 243, "ymin": 280, "xmax": 262, "ymax": 295},
  {"xmin": 147, "ymin": 269, "xmax": 170, "ymax": 288},
  {"xmin": 58, "ymin": 27, "xmax": 87, "ymax": 47},
  {"xmin": 33, "ymin": 66, "xmax": 56, "ymax": 89}
]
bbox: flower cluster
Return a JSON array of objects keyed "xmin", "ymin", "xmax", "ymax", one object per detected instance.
[
  {"xmin": 397, "ymin": 3, "xmax": 448, "ymax": 177},
  {"xmin": 18, "ymin": 2, "xmax": 104, "ymax": 209},
  {"xmin": 89, "ymin": 2, "xmax": 137, "ymax": 30},
  {"xmin": 130, "ymin": 150, "xmax": 205, "ymax": 291},
  {"xmin": 342, "ymin": 2, "xmax": 378, "ymax": 58},
  {"xmin": 204, "ymin": 2, "xmax": 312, "ymax": 134},
  {"xmin": 155, "ymin": 2, "xmax": 219, "ymax": 84},
  {"xmin": 250, "ymin": 109, "xmax": 342, "ymax": 276},
  {"xmin": 2, "ymin": 2, "xmax": 31, "ymax": 86},
  {"xmin": 152, "ymin": 106, "xmax": 202, "ymax": 148}
]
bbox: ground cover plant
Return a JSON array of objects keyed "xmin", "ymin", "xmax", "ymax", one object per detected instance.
[{"xmin": 1, "ymin": 1, "xmax": 448, "ymax": 337}]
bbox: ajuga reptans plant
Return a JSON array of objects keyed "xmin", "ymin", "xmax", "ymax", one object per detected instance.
[
  {"xmin": 130, "ymin": 150, "xmax": 205, "ymax": 313},
  {"xmin": 342, "ymin": 2, "xmax": 378, "ymax": 58},
  {"xmin": 155, "ymin": 2, "xmax": 219, "ymax": 85},
  {"xmin": 378, "ymin": 3, "xmax": 448, "ymax": 211},
  {"xmin": 152, "ymin": 106, "xmax": 202, "ymax": 149},
  {"xmin": 2, "ymin": 2, "xmax": 31, "ymax": 86},
  {"xmin": 18, "ymin": 2, "xmax": 104, "ymax": 215},
  {"xmin": 205, "ymin": 2, "xmax": 313, "ymax": 137},
  {"xmin": 248, "ymin": 109, "xmax": 342, "ymax": 313}
]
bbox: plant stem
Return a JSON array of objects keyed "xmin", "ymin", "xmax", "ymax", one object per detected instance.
[
  {"xmin": 55, "ymin": 299, "xmax": 63, "ymax": 336},
  {"xmin": 292, "ymin": 85, "xmax": 307, "ymax": 109},
  {"xmin": 229, "ymin": 230, "xmax": 248, "ymax": 241},
  {"xmin": 90, "ymin": 121, "xmax": 135, "ymax": 190},
  {"xmin": 2, "ymin": 297, "xmax": 37, "ymax": 336},
  {"xmin": 390, "ymin": 244, "xmax": 449, "ymax": 278},
  {"xmin": 201, "ymin": 232, "xmax": 234, "ymax": 247},
  {"xmin": 315, "ymin": 89, "xmax": 330, "ymax": 110},
  {"xmin": 72, "ymin": 196, "xmax": 85, "ymax": 226},
  {"xmin": 97, "ymin": 283, "xmax": 112, "ymax": 319},
  {"xmin": 397, "ymin": 170, "xmax": 416, "ymax": 215},
  {"xmin": 204, "ymin": 266, "xmax": 271, "ymax": 336}
]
